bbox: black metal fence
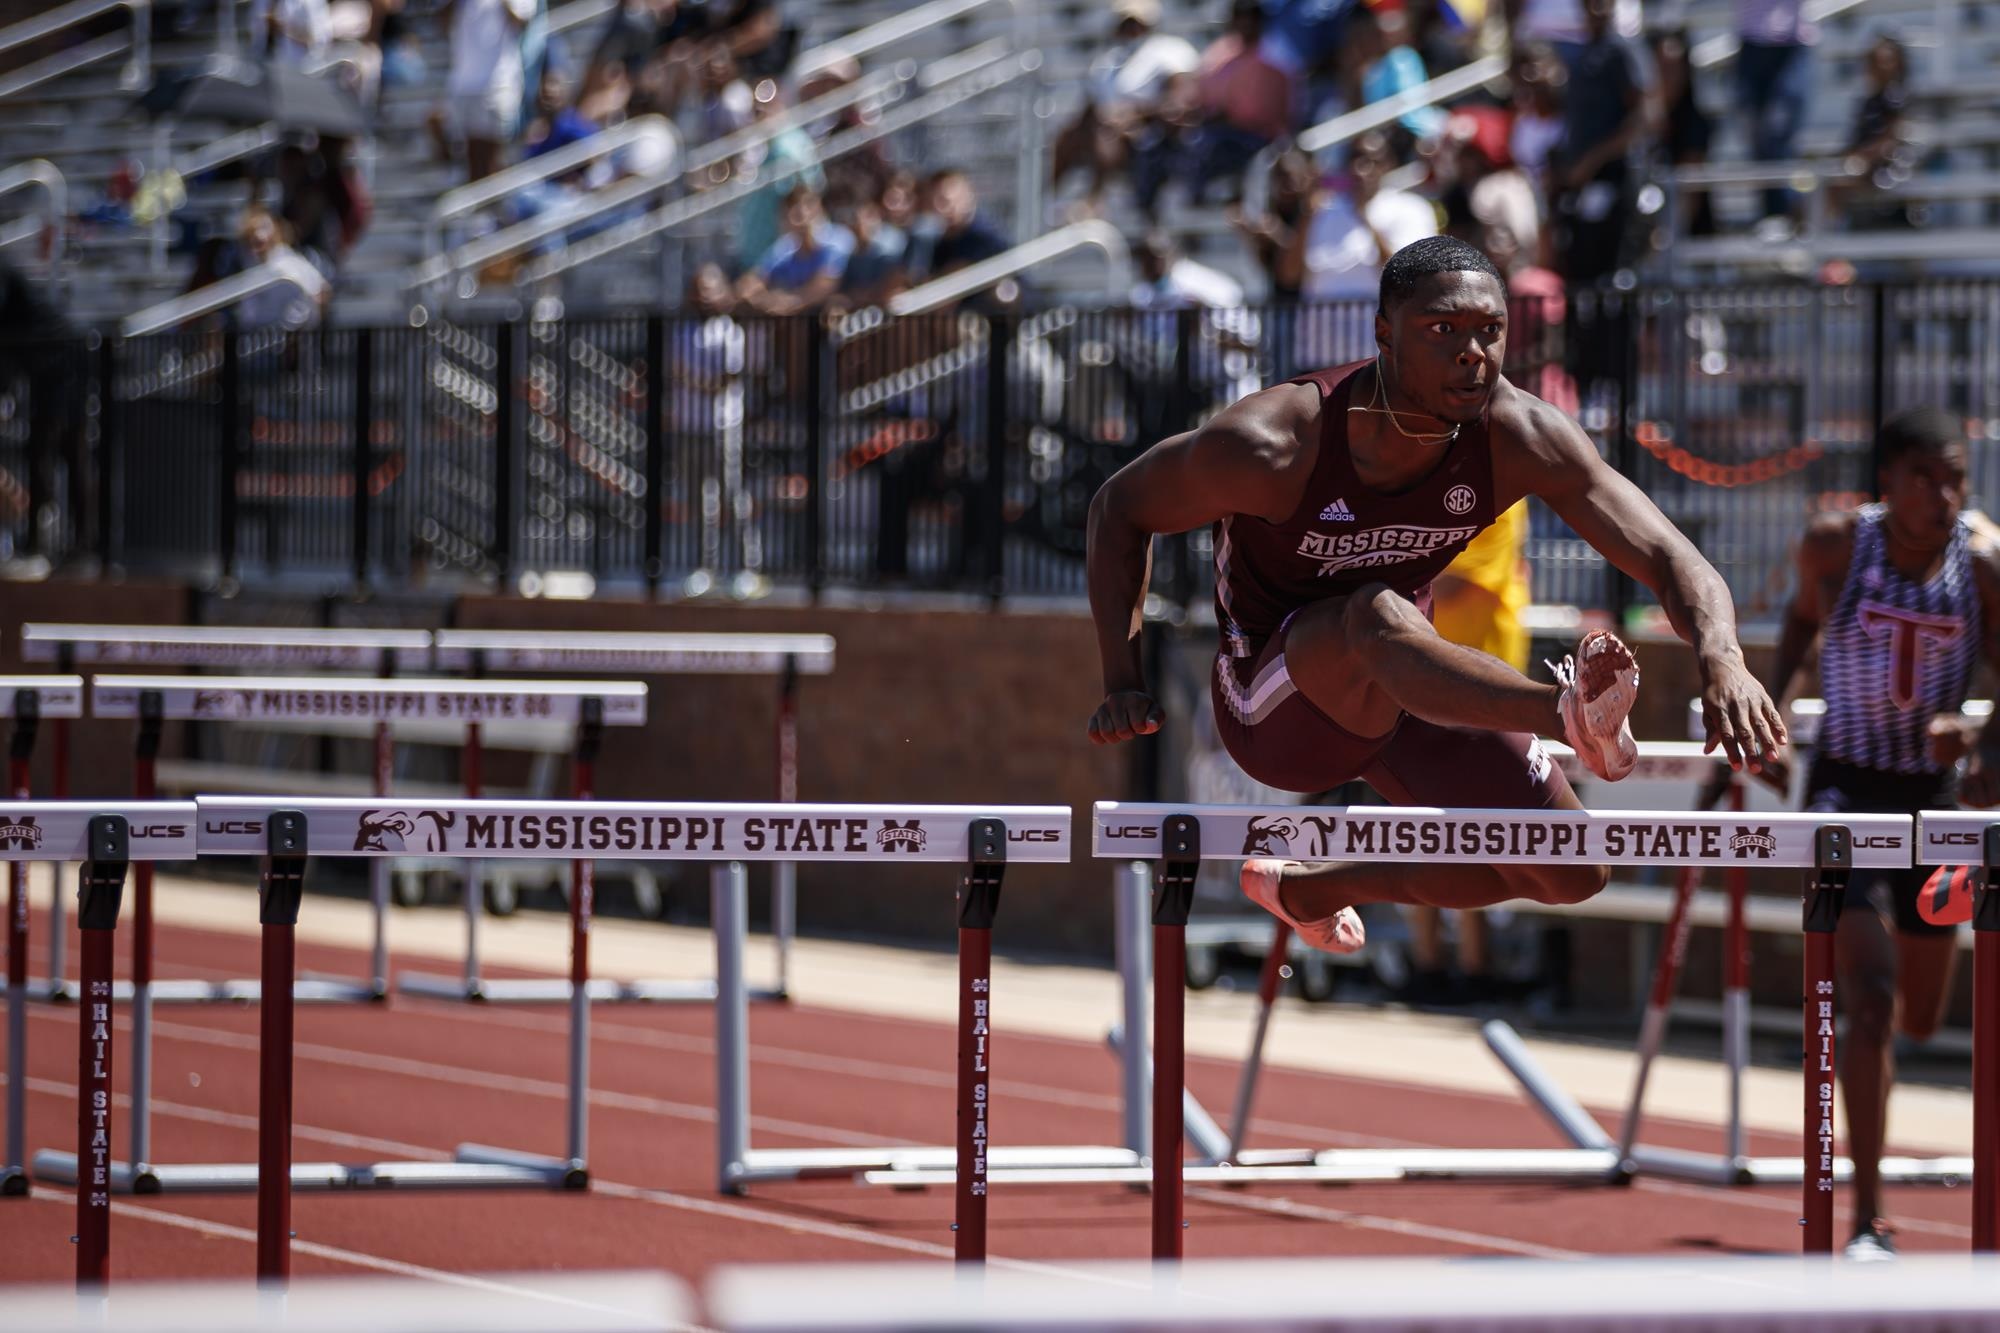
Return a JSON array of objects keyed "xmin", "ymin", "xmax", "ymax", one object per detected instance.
[{"xmin": 4, "ymin": 280, "xmax": 1998, "ymax": 617}]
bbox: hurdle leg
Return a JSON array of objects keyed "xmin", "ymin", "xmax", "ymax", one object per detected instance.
[
  {"xmin": 954, "ymin": 821, "xmax": 1005, "ymax": 1264},
  {"xmin": 1974, "ymin": 828, "xmax": 2000, "ymax": 1252},
  {"xmin": 714, "ymin": 862, "xmax": 750, "ymax": 1195},
  {"xmin": 566, "ymin": 700, "xmax": 602, "ymax": 1172},
  {"xmin": 74, "ymin": 817, "xmax": 130, "ymax": 1287},
  {"xmin": 1614, "ymin": 863, "xmax": 1701, "ymax": 1166},
  {"xmin": 368, "ymin": 719, "xmax": 392, "ymax": 998},
  {"xmin": 774, "ymin": 660, "xmax": 799, "ymax": 998},
  {"xmin": 1115, "ymin": 863, "xmax": 1151, "ymax": 1160},
  {"xmin": 1722, "ymin": 785, "xmax": 1752, "ymax": 1169},
  {"xmin": 1802, "ymin": 826, "xmax": 1848, "ymax": 1255},
  {"xmin": 129, "ymin": 702, "xmax": 160, "ymax": 1184},
  {"xmin": 462, "ymin": 722, "xmax": 483, "ymax": 997},
  {"xmin": 4, "ymin": 856, "xmax": 24, "ymax": 1196},
  {"xmin": 46, "ymin": 713, "xmax": 70, "ymax": 1001},
  {"xmin": 1224, "ymin": 918, "xmax": 1292, "ymax": 1164},
  {"xmin": 256, "ymin": 815, "xmax": 308, "ymax": 1286},
  {"xmin": 1150, "ymin": 817, "xmax": 1199, "ymax": 1262},
  {"xmin": 4, "ymin": 713, "xmax": 31, "ymax": 1193}
]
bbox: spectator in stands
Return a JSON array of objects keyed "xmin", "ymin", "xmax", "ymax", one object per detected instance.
[
  {"xmin": 1548, "ymin": 0, "xmax": 1653, "ymax": 288},
  {"xmin": 431, "ymin": 0, "xmax": 537, "ymax": 182},
  {"xmin": 1349, "ymin": 3, "xmax": 1445, "ymax": 148},
  {"xmin": 801, "ymin": 55, "xmax": 895, "ymax": 208},
  {"xmin": 1438, "ymin": 106, "xmax": 1539, "ymax": 265},
  {"xmin": 736, "ymin": 184, "xmax": 853, "ymax": 315},
  {"xmin": 1734, "ymin": 0, "xmax": 1815, "ymax": 226},
  {"xmin": 1186, "ymin": 0, "xmax": 1294, "ymax": 202},
  {"xmin": 689, "ymin": 40, "xmax": 754, "ymax": 151},
  {"xmin": 1506, "ymin": 0, "xmax": 1639, "ymax": 75},
  {"xmin": 880, "ymin": 169, "xmax": 922, "ymax": 235},
  {"xmin": 715, "ymin": 0, "xmax": 796, "ymax": 82},
  {"xmin": 1506, "ymin": 40, "xmax": 1566, "ymax": 195},
  {"xmin": 229, "ymin": 204, "xmax": 327, "ymax": 328},
  {"xmin": 1229, "ymin": 144, "xmax": 1314, "ymax": 303},
  {"xmin": 1832, "ymin": 34, "xmax": 1915, "ymax": 230},
  {"xmin": 1260, "ymin": 0, "xmax": 1352, "ymax": 82},
  {"xmin": 674, "ymin": 261, "xmax": 762, "ymax": 588},
  {"xmin": 1287, "ymin": 130, "xmax": 1437, "ymax": 304},
  {"xmin": 910, "ymin": 169, "xmax": 1013, "ymax": 282},
  {"xmin": 731, "ymin": 80, "xmax": 825, "ymax": 273},
  {"xmin": 1479, "ymin": 220, "xmax": 1573, "ymax": 415},
  {"xmin": 249, "ymin": 0, "xmax": 332, "ymax": 64},
  {"xmin": 523, "ymin": 65, "xmax": 600, "ymax": 159},
  {"xmin": 829, "ymin": 185, "xmax": 908, "ymax": 312},
  {"xmin": 276, "ymin": 136, "xmax": 371, "ymax": 273},
  {"xmin": 1652, "ymin": 26, "xmax": 1715, "ymax": 238},
  {"xmin": 1050, "ymin": 0, "xmax": 1198, "ymax": 215},
  {"xmin": 1130, "ymin": 231, "xmax": 1261, "ymax": 404}
]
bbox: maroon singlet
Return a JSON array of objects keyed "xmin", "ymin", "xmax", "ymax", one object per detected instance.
[
  {"xmin": 1214, "ymin": 360, "xmax": 1499, "ymax": 661},
  {"xmin": 1207, "ymin": 360, "xmax": 1567, "ymax": 808}
]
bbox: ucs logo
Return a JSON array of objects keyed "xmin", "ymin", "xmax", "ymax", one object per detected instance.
[
  {"xmin": 876, "ymin": 820, "xmax": 928, "ymax": 854},
  {"xmin": 1007, "ymin": 828, "xmax": 1061, "ymax": 843},
  {"xmin": 355, "ymin": 809, "xmax": 456, "ymax": 852},
  {"xmin": 1730, "ymin": 826, "xmax": 1777, "ymax": 859},
  {"xmin": 0, "ymin": 815, "xmax": 42, "ymax": 851},
  {"xmin": 1241, "ymin": 814, "xmax": 1339, "ymax": 859}
]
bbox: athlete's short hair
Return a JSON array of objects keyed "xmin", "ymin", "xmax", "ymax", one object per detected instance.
[
  {"xmin": 1377, "ymin": 236, "xmax": 1505, "ymax": 315},
  {"xmin": 1878, "ymin": 407, "xmax": 1965, "ymax": 467}
]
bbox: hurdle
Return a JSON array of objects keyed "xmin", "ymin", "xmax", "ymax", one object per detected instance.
[
  {"xmin": 427, "ymin": 629, "xmax": 837, "ymax": 1003},
  {"xmin": 0, "ymin": 801, "xmax": 193, "ymax": 1286},
  {"xmin": 20, "ymin": 623, "xmax": 432, "ymax": 1003},
  {"xmin": 1090, "ymin": 802, "xmax": 1910, "ymax": 1257},
  {"xmin": 184, "ymin": 799, "xmax": 1066, "ymax": 1278},
  {"xmin": 1505, "ymin": 700, "xmax": 1986, "ymax": 1190},
  {"xmin": 31, "ymin": 679, "xmax": 645, "ymax": 1197}
]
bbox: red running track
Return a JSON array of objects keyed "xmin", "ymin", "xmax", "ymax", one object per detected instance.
[{"xmin": 0, "ymin": 901, "xmax": 1976, "ymax": 1295}]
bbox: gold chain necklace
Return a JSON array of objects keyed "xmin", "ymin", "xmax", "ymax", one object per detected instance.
[{"xmin": 1345, "ymin": 359, "xmax": 1461, "ymax": 446}]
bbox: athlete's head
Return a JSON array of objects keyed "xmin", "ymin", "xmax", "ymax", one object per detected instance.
[
  {"xmin": 1877, "ymin": 407, "xmax": 1967, "ymax": 548},
  {"xmin": 1375, "ymin": 235, "xmax": 1509, "ymax": 427}
]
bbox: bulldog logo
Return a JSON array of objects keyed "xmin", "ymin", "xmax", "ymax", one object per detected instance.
[
  {"xmin": 1241, "ymin": 814, "xmax": 1340, "ymax": 858},
  {"xmin": 355, "ymin": 809, "xmax": 456, "ymax": 852}
]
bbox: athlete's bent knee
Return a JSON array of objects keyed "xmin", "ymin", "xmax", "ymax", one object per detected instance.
[{"xmin": 1337, "ymin": 581, "xmax": 1422, "ymax": 655}]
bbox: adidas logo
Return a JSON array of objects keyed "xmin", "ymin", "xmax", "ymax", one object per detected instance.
[{"xmin": 1319, "ymin": 499, "xmax": 1355, "ymax": 522}]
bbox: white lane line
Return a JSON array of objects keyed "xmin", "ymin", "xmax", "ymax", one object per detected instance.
[
  {"xmin": 8, "ymin": 1080, "xmax": 1142, "ymax": 1296},
  {"xmin": 37, "ymin": 935, "xmax": 1974, "ymax": 1251},
  {"xmin": 1186, "ymin": 1187, "xmax": 1587, "ymax": 1260},
  {"xmin": 21, "ymin": 1187, "xmax": 718, "ymax": 1333},
  {"xmin": 25, "ymin": 1007, "xmax": 907, "ymax": 1150},
  {"xmin": 1633, "ymin": 1176, "xmax": 1972, "ymax": 1240}
]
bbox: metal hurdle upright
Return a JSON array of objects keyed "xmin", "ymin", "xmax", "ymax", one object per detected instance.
[
  {"xmin": 19, "ymin": 623, "xmax": 432, "ymax": 1005},
  {"xmin": 426, "ymin": 629, "xmax": 837, "ymax": 1004},
  {"xmin": 1089, "ymin": 801, "xmax": 1913, "ymax": 1258},
  {"xmin": 32, "ymin": 679, "xmax": 646, "ymax": 1196},
  {"xmin": 0, "ymin": 680, "xmax": 86, "ymax": 1196}
]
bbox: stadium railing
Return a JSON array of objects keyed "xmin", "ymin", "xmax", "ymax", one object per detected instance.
[
  {"xmin": 0, "ymin": 158, "xmax": 64, "ymax": 276},
  {"xmin": 0, "ymin": 0, "xmax": 151, "ymax": 100}
]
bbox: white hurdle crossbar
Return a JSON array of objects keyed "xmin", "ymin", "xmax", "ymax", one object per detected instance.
[
  {"xmin": 1092, "ymin": 802, "xmax": 1910, "ymax": 1259},
  {"xmin": 32, "ymin": 679, "xmax": 646, "ymax": 1197},
  {"xmin": 430, "ymin": 629, "xmax": 836, "ymax": 1003},
  {"xmin": 20, "ymin": 623, "xmax": 432, "ymax": 1004}
]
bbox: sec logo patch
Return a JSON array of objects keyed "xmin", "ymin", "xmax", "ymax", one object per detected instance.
[{"xmin": 1444, "ymin": 484, "xmax": 1476, "ymax": 516}]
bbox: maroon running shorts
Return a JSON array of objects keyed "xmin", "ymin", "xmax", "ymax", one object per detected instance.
[{"xmin": 1211, "ymin": 613, "xmax": 1575, "ymax": 809}]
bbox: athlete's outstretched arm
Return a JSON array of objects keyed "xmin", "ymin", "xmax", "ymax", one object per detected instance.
[
  {"xmin": 1085, "ymin": 387, "xmax": 1313, "ymax": 744},
  {"xmin": 1517, "ymin": 399, "xmax": 1787, "ymax": 771}
]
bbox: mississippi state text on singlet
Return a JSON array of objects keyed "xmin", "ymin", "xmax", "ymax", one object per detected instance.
[{"xmin": 1213, "ymin": 361, "xmax": 1500, "ymax": 658}]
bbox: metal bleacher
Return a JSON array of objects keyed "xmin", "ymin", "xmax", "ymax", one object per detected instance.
[{"xmin": 3, "ymin": 0, "xmax": 1999, "ymax": 326}]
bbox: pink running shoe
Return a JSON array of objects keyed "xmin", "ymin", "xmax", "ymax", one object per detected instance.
[
  {"xmin": 1240, "ymin": 858, "xmax": 1366, "ymax": 956},
  {"xmin": 1550, "ymin": 628, "xmax": 1640, "ymax": 781}
]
